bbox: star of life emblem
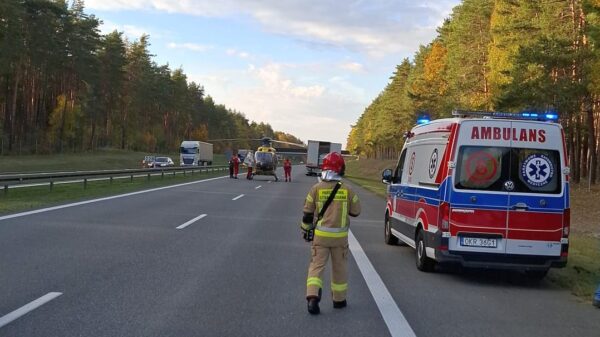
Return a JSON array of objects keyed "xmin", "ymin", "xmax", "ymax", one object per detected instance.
[{"xmin": 521, "ymin": 154, "xmax": 554, "ymax": 187}]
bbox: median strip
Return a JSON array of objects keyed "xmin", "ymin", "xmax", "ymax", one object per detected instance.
[
  {"xmin": 176, "ymin": 214, "xmax": 207, "ymax": 230},
  {"xmin": 232, "ymin": 194, "xmax": 245, "ymax": 201},
  {"xmin": 0, "ymin": 292, "xmax": 63, "ymax": 328}
]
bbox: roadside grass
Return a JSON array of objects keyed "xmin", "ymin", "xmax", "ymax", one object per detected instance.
[
  {"xmin": 0, "ymin": 148, "xmax": 227, "ymax": 173},
  {"xmin": 345, "ymin": 158, "xmax": 394, "ymax": 198},
  {"xmin": 0, "ymin": 169, "xmax": 227, "ymax": 215},
  {"xmin": 346, "ymin": 157, "xmax": 600, "ymax": 301}
]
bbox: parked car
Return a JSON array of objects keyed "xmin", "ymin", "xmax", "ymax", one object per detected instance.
[
  {"xmin": 153, "ymin": 156, "xmax": 175, "ymax": 168},
  {"xmin": 142, "ymin": 155, "xmax": 155, "ymax": 168}
]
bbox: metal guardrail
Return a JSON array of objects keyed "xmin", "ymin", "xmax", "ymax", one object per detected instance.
[{"xmin": 0, "ymin": 165, "xmax": 229, "ymax": 194}]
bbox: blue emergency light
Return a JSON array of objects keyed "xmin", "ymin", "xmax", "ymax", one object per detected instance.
[
  {"xmin": 416, "ymin": 113, "xmax": 431, "ymax": 125},
  {"xmin": 453, "ymin": 109, "xmax": 559, "ymax": 122}
]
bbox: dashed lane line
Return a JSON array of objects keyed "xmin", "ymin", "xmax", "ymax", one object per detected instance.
[
  {"xmin": 255, "ymin": 185, "xmax": 262, "ymax": 190},
  {"xmin": 176, "ymin": 214, "xmax": 207, "ymax": 230},
  {"xmin": 0, "ymin": 176, "xmax": 228, "ymax": 222},
  {"xmin": 232, "ymin": 194, "xmax": 245, "ymax": 201},
  {"xmin": 0, "ymin": 292, "xmax": 63, "ymax": 329},
  {"xmin": 348, "ymin": 230, "xmax": 417, "ymax": 337}
]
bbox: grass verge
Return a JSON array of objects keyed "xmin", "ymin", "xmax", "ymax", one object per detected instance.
[
  {"xmin": 0, "ymin": 148, "xmax": 227, "ymax": 173},
  {"xmin": 346, "ymin": 157, "xmax": 600, "ymax": 301},
  {"xmin": 0, "ymin": 170, "xmax": 227, "ymax": 215}
]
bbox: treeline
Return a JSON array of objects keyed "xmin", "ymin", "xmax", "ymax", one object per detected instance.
[
  {"xmin": 0, "ymin": 0, "xmax": 300, "ymax": 155},
  {"xmin": 348, "ymin": 0, "xmax": 600, "ymax": 184}
]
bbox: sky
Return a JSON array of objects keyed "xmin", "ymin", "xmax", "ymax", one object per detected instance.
[{"xmin": 85, "ymin": 0, "xmax": 461, "ymax": 147}]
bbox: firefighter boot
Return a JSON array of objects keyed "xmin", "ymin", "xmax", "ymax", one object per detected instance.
[
  {"xmin": 333, "ymin": 300, "xmax": 347, "ymax": 309},
  {"xmin": 307, "ymin": 297, "xmax": 320, "ymax": 315}
]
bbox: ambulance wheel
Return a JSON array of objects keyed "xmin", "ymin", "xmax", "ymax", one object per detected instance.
[
  {"xmin": 416, "ymin": 230, "xmax": 435, "ymax": 272},
  {"xmin": 384, "ymin": 214, "xmax": 398, "ymax": 245},
  {"xmin": 524, "ymin": 269, "xmax": 548, "ymax": 280}
]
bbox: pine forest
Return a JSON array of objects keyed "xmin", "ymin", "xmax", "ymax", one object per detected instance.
[
  {"xmin": 347, "ymin": 0, "xmax": 600, "ymax": 185},
  {"xmin": 0, "ymin": 0, "xmax": 302, "ymax": 155}
]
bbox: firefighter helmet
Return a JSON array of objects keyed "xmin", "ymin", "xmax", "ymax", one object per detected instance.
[{"xmin": 322, "ymin": 152, "xmax": 345, "ymax": 175}]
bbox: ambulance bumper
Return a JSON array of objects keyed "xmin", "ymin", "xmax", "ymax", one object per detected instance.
[{"xmin": 426, "ymin": 231, "xmax": 568, "ymax": 270}]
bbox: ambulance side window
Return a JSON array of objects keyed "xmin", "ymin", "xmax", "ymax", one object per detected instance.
[{"xmin": 393, "ymin": 149, "xmax": 407, "ymax": 184}]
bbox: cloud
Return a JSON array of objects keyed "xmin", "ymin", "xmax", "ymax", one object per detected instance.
[
  {"xmin": 191, "ymin": 63, "xmax": 365, "ymax": 145},
  {"xmin": 251, "ymin": 63, "xmax": 325, "ymax": 98},
  {"xmin": 339, "ymin": 62, "xmax": 364, "ymax": 73},
  {"xmin": 226, "ymin": 48, "xmax": 250, "ymax": 59},
  {"xmin": 87, "ymin": 0, "xmax": 460, "ymax": 57},
  {"xmin": 99, "ymin": 19, "xmax": 152, "ymax": 40},
  {"xmin": 168, "ymin": 42, "xmax": 213, "ymax": 52}
]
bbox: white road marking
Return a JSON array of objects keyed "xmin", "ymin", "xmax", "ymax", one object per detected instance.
[
  {"xmin": 255, "ymin": 185, "xmax": 262, "ymax": 190},
  {"xmin": 176, "ymin": 214, "xmax": 207, "ymax": 230},
  {"xmin": 0, "ymin": 292, "xmax": 62, "ymax": 328},
  {"xmin": 0, "ymin": 176, "xmax": 228, "ymax": 222},
  {"xmin": 348, "ymin": 230, "xmax": 417, "ymax": 337},
  {"xmin": 232, "ymin": 194, "xmax": 245, "ymax": 201},
  {"xmin": 267, "ymin": 180, "xmax": 272, "ymax": 184}
]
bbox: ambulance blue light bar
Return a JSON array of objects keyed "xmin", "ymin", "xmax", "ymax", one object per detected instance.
[
  {"xmin": 416, "ymin": 113, "xmax": 431, "ymax": 125},
  {"xmin": 452, "ymin": 109, "xmax": 559, "ymax": 122}
]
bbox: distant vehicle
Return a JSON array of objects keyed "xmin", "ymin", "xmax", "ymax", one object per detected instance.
[
  {"xmin": 153, "ymin": 156, "xmax": 174, "ymax": 168},
  {"xmin": 180, "ymin": 141, "xmax": 213, "ymax": 166},
  {"xmin": 142, "ymin": 155, "xmax": 155, "ymax": 168},
  {"xmin": 381, "ymin": 110, "xmax": 569, "ymax": 279},
  {"xmin": 306, "ymin": 140, "xmax": 342, "ymax": 175}
]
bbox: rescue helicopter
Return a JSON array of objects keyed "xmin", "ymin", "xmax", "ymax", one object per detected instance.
[{"xmin": 208, "ymin": 136, "xmax": 305, "ymax": 181}]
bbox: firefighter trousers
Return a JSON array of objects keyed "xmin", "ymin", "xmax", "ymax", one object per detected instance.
[{"xmin": 306, "ymin": 245, "xmax": 348, "ymax": 302}]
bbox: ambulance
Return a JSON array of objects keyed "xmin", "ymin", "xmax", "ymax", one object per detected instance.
[{"xmin": 381, "ymin": 110, "xmax": 569, "ymax": 278}]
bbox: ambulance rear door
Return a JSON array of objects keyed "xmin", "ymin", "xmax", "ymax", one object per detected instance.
[
  {"xmin": 450, "ymin": 120, "xmax": 512, "ymax": 255},
  {"xmin": 505, "ymin": 121, "xmax": 565, "ymax": 257}
]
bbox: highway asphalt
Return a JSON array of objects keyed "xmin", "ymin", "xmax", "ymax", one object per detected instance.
[{"xmin": 1, "ymin": 166, "xmax": 599, "ymax": 336}]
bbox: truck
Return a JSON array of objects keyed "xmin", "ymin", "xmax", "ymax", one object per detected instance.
[
  {"xmin": 180, "ymin": 141, "xmax": 213, "ymax": 166},
  {"xmin": 306, "ymin": 140, "xmax": 342, "ymax": 175}
]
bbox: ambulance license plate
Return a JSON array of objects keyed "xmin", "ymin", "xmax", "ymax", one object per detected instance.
[{"xmin": 460, "ymin": 237, "xmax": 497, "ymax": 248}]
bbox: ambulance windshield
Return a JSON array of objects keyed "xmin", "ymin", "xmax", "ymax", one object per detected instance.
[{"xmin": 455, "ymin": 146, "xmax": 561, "ymax": 194}]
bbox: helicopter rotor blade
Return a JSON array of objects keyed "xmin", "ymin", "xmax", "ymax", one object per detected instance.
[
  {"xmin": 269, "ymin": 140, "xmax": 306, "ymax": 148},
  {"xmin": 207, "ymin": 138, "xmax": 264, "ymax": 143}
]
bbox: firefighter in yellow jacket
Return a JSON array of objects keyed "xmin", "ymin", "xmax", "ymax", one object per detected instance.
[{"xmin": 301, "ymin": 152, "xmax": 361, "ymax": 315}]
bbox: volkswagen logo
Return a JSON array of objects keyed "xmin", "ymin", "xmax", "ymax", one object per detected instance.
[{"xmin": 504, "ymin": 180, "xmax": 515, "ymax": 191}]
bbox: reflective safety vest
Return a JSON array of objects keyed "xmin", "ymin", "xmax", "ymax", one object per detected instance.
[{"xmin": 301, "ymin": 180, "xmax": 361, "ymax": 242}]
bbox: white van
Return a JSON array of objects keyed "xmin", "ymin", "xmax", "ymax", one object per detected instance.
[{"xmin": 381, "ymin": 110, "xmax": 569, "ymax": 279}]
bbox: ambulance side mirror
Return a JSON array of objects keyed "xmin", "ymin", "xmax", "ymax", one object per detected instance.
[{"xmin": 382, "ymin": 169, "xmax": 393, "ymax": 184}]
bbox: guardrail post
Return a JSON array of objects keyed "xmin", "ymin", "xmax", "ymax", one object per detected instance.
[
  {"xmin": 130, "ymin": 174, "xmax": 134, "ymax": 182},
  {"xmin": 83, "ymin": 178, "xmax": 87, "ymax": 190},
  {"xmin": 191, "ymin": 169, "xmax": 194, "ymax": 176},
  {"xmin": 50, "ymin": 181, "xmax": 54, "ymax": 191},
  {"xmin": 161, "ymin": 171, "xmax": 164, "ymax": 179},
  {"xmin": 183, "ymin": 170, "xmax": 186, "ymax": 177},
  {"xmin": 4, "ymin": 185, "xmax": 7, "ymax": 196},
  {"xmin": 147, "ymin": 173, "xmax": 150, "ymax": 181},
  {"xmin": 109, "ymin": 176, "xmax": 113, "ymax": 184}
]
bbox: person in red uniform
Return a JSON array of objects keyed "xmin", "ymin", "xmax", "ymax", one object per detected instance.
[
  {"xmin": 231, "ymin": 154, "xmax": 240, "ymax": 179},
  {"xmin": 283, "ymin": 158, "xmax": 292, "ymax": 182}
]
